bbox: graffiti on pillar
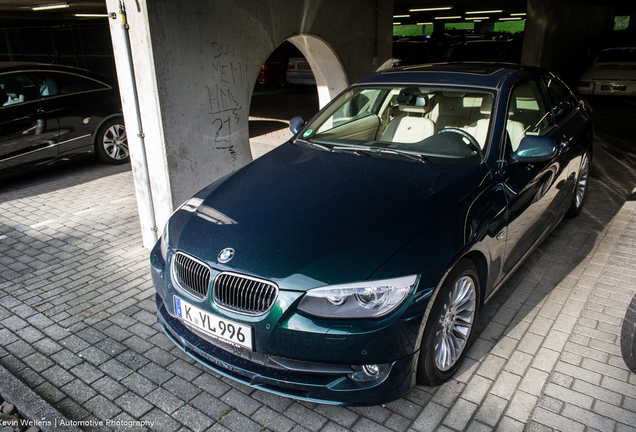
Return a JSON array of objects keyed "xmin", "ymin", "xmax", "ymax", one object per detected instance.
[{"xmin": 206, "ymin": 42, "xmax": 244, "ymax": 149}]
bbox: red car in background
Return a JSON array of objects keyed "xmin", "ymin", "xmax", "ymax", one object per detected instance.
[{"xmin": 257, "ymin": 41, "xmax": 303, "ymax": 88}]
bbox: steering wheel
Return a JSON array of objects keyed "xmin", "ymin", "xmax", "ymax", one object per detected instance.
[{"xmin": 437, "ymin": 128, "xmax": 481, "ymax": 154}]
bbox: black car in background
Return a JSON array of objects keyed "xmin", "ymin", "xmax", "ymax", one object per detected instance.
[
  {"xmin": 391, "ymin": 40, "xmax": 442, "ymax": 67},
  {"xmin": 0, "ymin": 62, "xmax": 127, "ymax": 177},
  {"xmin": 442, "ymin": 40, "xmax": 522, "ymax": 63}
]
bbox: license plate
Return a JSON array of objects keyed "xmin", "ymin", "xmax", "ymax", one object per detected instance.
[
  {"xmin": 601, "ymin": 84, "xmax": 626, "ymax": 91},
  {"xmin": 299, "ymin": 64, "xmax": 311, "ymax": 70},
  {"xmin": 174, "ymin": 296, "xmax": 253, "ymax": 350}
]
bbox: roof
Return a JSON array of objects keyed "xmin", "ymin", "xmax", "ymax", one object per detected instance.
[
  {"xmin": 0, "ymin": 61, "xmax": 115, "ymax": 84},
  {"xmin": 355, "ymin": 62, "xmax": 550, "ymax": 90}
]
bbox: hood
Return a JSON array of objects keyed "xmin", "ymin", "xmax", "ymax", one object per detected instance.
[{"xmin": 168, "ymin": 143, "xmax": 488, "ymax": 287}]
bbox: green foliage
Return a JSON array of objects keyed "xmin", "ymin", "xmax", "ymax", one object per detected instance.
[
  {"xmin": 494, "ymin": 20, "xmax": 526, "ymax": 33},
  {"xmin": 445, "ymin": 22, "xmax": 475, "ymax": 31},
  {"xmin": 393, "ymin": 24, "xmax": 432, "ymax": 37},
  {"xmin": 614, "ymin": 16, "xmax": 630, "ymax": 31}
]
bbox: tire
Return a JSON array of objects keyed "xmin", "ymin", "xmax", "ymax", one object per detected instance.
[
  {"xmin": 417, "ymin": 259, "xmax": 480, "ymax": 386},
  {"xmin": 565, "ymin": 152, "xmax": 591, "ymax": 218},
  {"xmin": 620, "ymin": 292, "xmax": 636, "ymax": 374},
  {"xmin": 95, "ymin": 117, "xmax": 129, "ymax": 165},
  {"xmin": 276, "ymin": 72, "xmax": 287, "ymax": 88}
]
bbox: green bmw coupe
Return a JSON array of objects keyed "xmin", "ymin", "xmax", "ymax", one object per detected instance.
[{"xmin": 150, "ymin": 63, "xmax": 593, "ymax": 405}]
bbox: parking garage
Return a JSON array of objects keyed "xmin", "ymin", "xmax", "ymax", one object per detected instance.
[{"xmin": 1, "ymin": 1, "xmax": 636, "ymax": 431}]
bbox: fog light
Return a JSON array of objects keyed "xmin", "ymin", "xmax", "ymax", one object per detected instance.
[{"xmin": 349, "ymin": 364, "xmax": 391, "ymax": 382}]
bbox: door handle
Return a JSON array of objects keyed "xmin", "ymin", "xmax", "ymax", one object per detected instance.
[{"xmin": 559, "ymin": 141, "xmax": 570, "ymax": 153}]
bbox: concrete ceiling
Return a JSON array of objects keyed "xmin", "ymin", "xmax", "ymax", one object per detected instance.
[
  {"xmin": 0, "ymin": 0, "xmax": 633, "ymax": 27},
  {"xmin": 392, "ymin": 0, "xmax": 527, "ymax": 26},
  {"xmin": 0, "ymin": 0, "xmax": 107, "ymax": 26},
  {"xmin": 392, "ymin": 0, "xmax": 634, "ymax": 26}
]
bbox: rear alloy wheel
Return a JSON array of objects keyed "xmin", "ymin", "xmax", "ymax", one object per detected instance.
[
  {"xmin": 418, "ymin": 259, "xmax": 479, "ymax": 386},
  {"xmin": 566, "ymin": 152, "xmax": 590, "ymax": 218},
  {"xmin": 95, "ymin": 118, "xmax": 129, "ymax": 164}
]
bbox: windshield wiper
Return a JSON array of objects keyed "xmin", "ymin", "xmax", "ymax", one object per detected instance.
[
  {"xmin": 295, "ymin": 139, "xmax": 331, "ymax": 152},
  {"xmin": 332, "ymin": 146, "xmax": 429, "ymax": 163},
  {"xmin": 331, "ymin": 146, "xmax": 373, "ymax": 157},
  {"xmin": 373, "ymin": 148, "xmax": 430, "ymax": 163}
]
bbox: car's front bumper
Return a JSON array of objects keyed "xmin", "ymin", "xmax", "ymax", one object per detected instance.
[
  {"xmin": 285, "ymin": 71, "xmax": 316, "ymax": 86},
  {"xmin": 156, "ymin": 293, "xmax": 418, "ymax": 405}
]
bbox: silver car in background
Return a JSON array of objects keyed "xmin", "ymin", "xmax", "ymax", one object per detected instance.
[
  {"xmin": 578, "ymin": 47, "xmax": 636, "ymax": 96},
  {"xmin": 285, "ymin": 57, "xmax": 316, "ymax": 86}
]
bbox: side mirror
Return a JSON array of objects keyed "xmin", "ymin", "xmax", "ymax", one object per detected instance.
[
  {"xmin": 511, "ymin": 136, "xmax": 557, "ymax": 163},
  {"xmin": 289, "ymin": 116, "xmax": 305, "ymax": 135}
]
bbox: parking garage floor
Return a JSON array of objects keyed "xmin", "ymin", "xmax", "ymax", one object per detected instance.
[{"xmin": 1, "ymin": 93, "xmax": 636, "ymax": 432}]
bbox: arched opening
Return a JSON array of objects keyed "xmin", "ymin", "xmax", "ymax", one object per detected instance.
[
  {"xmin": 287, "ymin": 34, "xmax": 348, "ymax": 109},
  {"xmin": 248, "ymin": 35, "xmax": 348, "ymax": 160}
]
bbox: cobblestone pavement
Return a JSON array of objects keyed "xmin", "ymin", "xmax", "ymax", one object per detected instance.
[{"xmin": 1, "ymin": 103, "xmax": 636, "ymax": 431}]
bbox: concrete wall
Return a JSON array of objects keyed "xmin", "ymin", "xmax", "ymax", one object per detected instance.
[
  {"xmin": 522, "ymin": 0, "xmax": 615, "ymax": 86},
  {"xmin": 110, "ymin": 0, "xmax": 393, "ymax": 246}
]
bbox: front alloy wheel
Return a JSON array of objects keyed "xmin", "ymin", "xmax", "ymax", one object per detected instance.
[
  {"xmin": 418, "ymin": 259, "xmax": 479, "ymax": 386},
  {"xmin": 435, "ymin": 275, "xmax": 477, "ymax": 372}
]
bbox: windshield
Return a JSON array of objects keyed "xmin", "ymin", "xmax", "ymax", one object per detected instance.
[
  {"xmin": 597, "ymin": 48, "xmax": 636, "ymax": 63},
  {"xmin": 296, "ymin": 85, "xmax": 496, "ymax": 164}
]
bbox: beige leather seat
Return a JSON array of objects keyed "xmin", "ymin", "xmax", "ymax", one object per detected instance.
[
  {"xmin": 461, "ymin": 95, "xmax": 494, "ymax": 149},
  {"xmin": 462, "ymin": 94, "xmax": 525, "ymax": 151},
  {"xmin": 381, "ymin": 95, "xmax": 435, "ymax": 143},
  {"xmin": 506, "ymin": 120, "xmax": 526, "ymax": 151}
]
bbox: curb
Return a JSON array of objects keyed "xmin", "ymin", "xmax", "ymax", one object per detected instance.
[{"xmin": 0, "ymin": 364, "xmax": 82, "ymax": 432}]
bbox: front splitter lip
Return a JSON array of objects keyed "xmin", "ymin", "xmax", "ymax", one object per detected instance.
[{"xmin": 156, "ymin": 293, "xmax": 417, "ymax": 406}]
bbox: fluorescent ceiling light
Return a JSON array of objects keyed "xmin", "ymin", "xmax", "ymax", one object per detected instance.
[
  {"xmin": 434, "ymin": 16, "xmax": 461, "ymax": 20},
  {"xmin": 500, "ymin": 17, "xmax": 522, "ymax": 20},
  {"xmin": 472, "ymin": 20, "xmax": 482, "ymax": 22},
  {"xmin": 31, "ymin": 2, "xmax": 69, "ymax": 10},
  {"xmin": 466, "ymin": 10, "xmax": 503, "ymax": 14},
  {"xmin": 417, "ymin": 22, "xmax": 433, "ymax": 25},
  {"xmin": 393, "ymin": 22, "xmax": 402, "ymax": 25},
  {"xmin": 410, "ymin": 7, "xmax": 453, "ymax": 12},
  {"xmin": 74, "ymin": 14, "xmax": 108, "ymax": 17},
  {"xmin": 511, "ymin": 13, "xmax": 527, "ymax": 16},
  {"xmin": 466, "ymin": 16, "xmax": 490, "ymax": 20},
  {"xmin": 393, "ymin": 14, "xmax": 410, "ymax": 18}
]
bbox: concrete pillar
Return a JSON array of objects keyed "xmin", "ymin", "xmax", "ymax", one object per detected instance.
[
  {"xmin": 522, "ymin": 0, "xmax": 615, "ymax": 86},
  {"xmin": 432, "ymin": 20, "xmax": 446, "ymax": 41},
  {"xmin": 475, "ymin": 22, "xmax": 495, "ymax": 33},
  {"xmin": 105, "ymin": 0, "xmax": 393, "ymax": 246},
  {"xmin": 106, "ymin": 0, "xmax": 170, "ymax": 248}
]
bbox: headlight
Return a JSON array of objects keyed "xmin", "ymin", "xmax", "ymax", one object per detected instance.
[
  {"xmin": 159, "ymin": 221, "xmax": 169, "ymax": 261},
  {"xmin": 297, "ymin": 275, "xmax": 418, "ymax": 319}
]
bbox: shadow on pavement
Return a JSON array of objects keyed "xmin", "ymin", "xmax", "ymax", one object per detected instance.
[
  {"xmin": 249, "ymin": 120, "xmax": 290, "ymax": 138},
  {"xmin": 0, "ymin": 161, "xmax": 131, "ymax": 205}
]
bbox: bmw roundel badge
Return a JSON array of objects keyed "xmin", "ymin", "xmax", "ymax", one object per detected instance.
[{"xmin": 217, "ymin": 248, "xmax": 235, "ymax": 263}]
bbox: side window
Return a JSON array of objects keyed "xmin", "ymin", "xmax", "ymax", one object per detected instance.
[
  {"xmin": 317, "ymin": 88, "xmax": 380, "ymax": 133},
  {"xmin": 543, "ymin": 77, "xmax": 573, "ymax": 123},
  {"xmin": 32, "ymin": 72, "xmax": 104, "ymax": 97},
  {"xmin": 0, "ymin": 73, "xmax": 39, "ymax": 106},
  {"xmin": 506, "ymin": 79, "xmax": 554, "ymax": 153}
]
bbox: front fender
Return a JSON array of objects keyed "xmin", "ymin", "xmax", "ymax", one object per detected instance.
[{"xmin": 370, "ymin": 175, "xmax": 506, "ymax": 282}]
